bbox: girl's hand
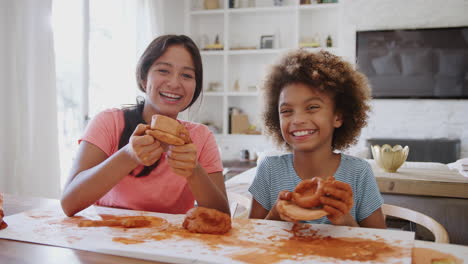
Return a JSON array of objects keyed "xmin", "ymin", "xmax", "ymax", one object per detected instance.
[
  {"xmin": 167, "ymin": 143, "xmax": 198, "ymax": 178},
  {"xmin": 272, "ymin": 190, "xmax": 298, "ymax": 222},
  {"xmin": 320, "ymin": 181, "xmax": 354, "ymax": 225},
  {"xmin": 126, "ymin": 124, "xmax": 164, "ymax": 166}
]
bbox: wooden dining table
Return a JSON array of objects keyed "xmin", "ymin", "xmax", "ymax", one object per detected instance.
[
  {"xmin": 1, "ymin": 193, "xmax": 468, "ymax": 264},
  {"xmin": 0, "ymin": 193, "xmax": 164, "ymax": 264}
]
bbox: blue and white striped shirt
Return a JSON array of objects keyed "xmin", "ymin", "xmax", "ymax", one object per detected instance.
[{"xmin": 248, "ymin": 153, "xmax": 383, "ymax": 224}]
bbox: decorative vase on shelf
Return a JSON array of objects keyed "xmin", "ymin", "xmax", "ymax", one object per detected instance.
[
  {"xmin": 326, "ymin": 35, "xmax": 333, "ymax": 47},
  {"xmin": 233, "ymin": 80, "xmax": 240, "ymax": 92}
]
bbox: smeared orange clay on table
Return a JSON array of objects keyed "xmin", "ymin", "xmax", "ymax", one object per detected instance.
[
  {"xmin": 183, "ymin": 207, "xmax": 232, "ymax": 234},
  {"xmin": 14, "ymin": 210, "xmax": 410, "ymax": 264},
  {"xmin": 78, "ymin": 215, "xmax": 167, "ymax": 229},
  {"xmin": 106, "ymin": 218, "xmax": 407, "ymax": 263}
]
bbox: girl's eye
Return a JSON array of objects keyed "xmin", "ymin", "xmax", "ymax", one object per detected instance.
[
  {"xmin": 182, "ymin": 73, "xmax": 194, "ymax": 79},
  {"xmin": 307, "ymin": 105, "xmax": 319, "ymax": 110},
  {"xmin": 280, "ymin": 109, "xmax": 292, "ymax": 114},
  {"xmin": 157, "ymin": 69, "xmax": 169, "ymax": 74}
]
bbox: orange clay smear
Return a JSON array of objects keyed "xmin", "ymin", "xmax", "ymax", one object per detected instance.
[
  {"xmin": 99, "ymin": 214, "xmax": 167, "ymax": 225},
  {"xmin": 73, "ymin": 214, "xmax": 168, "ymax": 229},
  {"xmin": 412, "ymin": 247, "xmax": 461, "ymax": 264},
  {"xmin": 35, "ymin": 214, "xmax": 169, "ymax": 245},
  {"xmin": 23, "ymin": 212, "xmax": 422, "ymax": 263},
  {"xmin": 30, "ymin": 214, "xmax": 410, "ymax": 263},
  {"xmin": 230, "ymin": 223, "xmax": 405, "ymax": 264},
  {"xmin": 112, "ymin": 220, "xmax": 259, "ymax": 251},
  {"xmin": 93, "ymin": 217, "xmax": 407, "ymax": 264},
  {"xmin": 112, "ymin": 237, "xmax": 146, "ymax": 245}
]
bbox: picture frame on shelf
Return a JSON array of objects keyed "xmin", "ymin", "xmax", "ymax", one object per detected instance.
[{"xmin": 260, "ymin": 35, "xmax": 274, "ymax": 49}]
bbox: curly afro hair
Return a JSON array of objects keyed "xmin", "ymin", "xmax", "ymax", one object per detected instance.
[{"xmin": 262, "ymin": 49, "xmax": 371, "ymax": 151}]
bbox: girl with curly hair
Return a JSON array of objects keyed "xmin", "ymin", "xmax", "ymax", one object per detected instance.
[{"xmin": 248, "ymin": 50, "xmax": 386, "ymax": 228}]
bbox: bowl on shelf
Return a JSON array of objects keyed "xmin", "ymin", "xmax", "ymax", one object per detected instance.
[{"xmin": 371, "ymin": 144, "xmax": 410, "ymax": 173}]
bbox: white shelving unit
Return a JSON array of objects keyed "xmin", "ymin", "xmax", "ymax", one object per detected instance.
[{"xmin": 182, "ymin": 0, "xmax": 342, "ymax": 137}]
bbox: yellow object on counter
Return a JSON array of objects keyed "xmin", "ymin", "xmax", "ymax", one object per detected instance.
[{"xmin": 371, "ymin": 144, "xmax": 409, "ymax": 173}]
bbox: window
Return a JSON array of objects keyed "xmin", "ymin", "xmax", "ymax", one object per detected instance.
[
  {"xmin": 53, "ymin": 0, "xmax": 141, "ymax": 187},
  {"xmin": 52, "ymin": 0, "xmax": 85, "ymax": 187},
  {"xmin": 88, "ymin": 0, "xmax": 141, "ymax": 117}
]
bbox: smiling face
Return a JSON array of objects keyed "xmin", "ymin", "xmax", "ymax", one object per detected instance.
[
  {"xmin": 278, "ymin": 83, "xmax": 343, "ymax": 153},
  {"xmin": 143, "ymin": 45, "xmax": 196, "ymax": 119}
]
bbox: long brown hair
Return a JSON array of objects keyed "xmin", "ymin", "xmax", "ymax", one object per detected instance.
[{"xmin": 119, "ymin": 35, "xmax": 204, "ymax": 177}]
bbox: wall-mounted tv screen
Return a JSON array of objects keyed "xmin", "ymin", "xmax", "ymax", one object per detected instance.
[{"xmin": 356, "ymin": 27, "xmax": 468, "ymax": 99}]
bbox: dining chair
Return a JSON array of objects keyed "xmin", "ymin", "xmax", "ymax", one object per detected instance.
[
  {"xmin": 227, "ymin": 191, "xmax": 251, "ymax": 219},
  {"xmin": 382, "ymin": 203, "xmax": 450, "ymax": 243}
]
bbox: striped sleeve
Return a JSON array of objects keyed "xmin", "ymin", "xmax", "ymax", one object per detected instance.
[
  {"xmin": 355, "ymin": 161, "xmax": 384, "ymax": 222},
  {"xmin": 248, "ymin": 158, "xmax": 273, "ymax": 211}
]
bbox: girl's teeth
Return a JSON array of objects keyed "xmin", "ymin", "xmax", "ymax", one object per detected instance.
[
  {"xmin": 293, "ymin": 130, "xmax": 312, "ymax": 136},
  {"xmin": 161, "ymin": 92, "xmax": 182, "ymax": 99}
]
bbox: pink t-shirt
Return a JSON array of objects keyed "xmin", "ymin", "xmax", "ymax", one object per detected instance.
[{"xmin": 80, "ymin": 109, "xmax": 223, "ymax": 214}]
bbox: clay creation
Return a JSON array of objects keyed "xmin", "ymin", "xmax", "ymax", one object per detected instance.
[
  {"xmin": 145, "ymin": 114, "xmax": 192, "ymax": 146},
  {"xmin": 183, "ymin": 207, "xmax": 231, "ymax": 234}
]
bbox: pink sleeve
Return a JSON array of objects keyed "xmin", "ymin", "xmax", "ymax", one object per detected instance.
[
  {"xmin": 197, "ymin": 126, "xmax": 223, "ymax": 174},
  {"xmin": 79, "ymin": 109, "xmax": 124, "ymax": 156}
]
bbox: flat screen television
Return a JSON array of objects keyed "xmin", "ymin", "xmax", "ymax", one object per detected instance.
[{"xmin": 356, "ymin": 27, "xmax": 468, "ymax": 99}]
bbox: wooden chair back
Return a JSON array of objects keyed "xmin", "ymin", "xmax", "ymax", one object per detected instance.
[{"xmin": 382, "ymin": 204, "xmax": 449, "ymax": 243}]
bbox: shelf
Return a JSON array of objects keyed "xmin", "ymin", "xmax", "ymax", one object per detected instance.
[
  {"xmin": 228, "ymin": 49, "xmax": 285, "ymax": 55},
  {"xmin": 215, "ymin": 134, "xmax": 264, "ymax": 139},
  {"xmin": 301, "ymin": 47, "xmax": 339, "ymax": 54},
  {"xmin": 228, "ymin": 6, "xmax": 296, "ymax": 14},
  {"xmin": 299, "ymin": 3, "xmax": 340, "ymax": 10},
  {"xmin": 190, "ymin": 9, "xmax": 224, "ymax": 15},
  {"xmin": 190, "ymin": 3, "xmax": 341, "ymax": 16},
  {"xmin": 225, "ymin": 92, "xmax": 259, "ymax": 96},
  {"xmin": 201, "ymin": 50, "xmax": 224, "ymax": 56},
  {"xmin": 185, "ymin": 0, "xmax": 342, "ymax": 140},
  {"xmin": 202, "ymin": 92, "xmax": 260, "ymax": 97},
  {"xmin": 204, "ymin": 92, "xmax": 225, "ymax": 96}
]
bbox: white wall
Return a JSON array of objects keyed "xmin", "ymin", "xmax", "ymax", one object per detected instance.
[
  {"xmin": 341, "ymin": 0, "xmax": 468, "ymax": 159},
  {"xmin": 162, "ymin": 0, "xmax": 185, "ymax": 34}
]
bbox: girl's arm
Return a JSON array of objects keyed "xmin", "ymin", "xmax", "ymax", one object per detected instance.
[
  {"xmin": 61, "ymin": 142, "xmax": 138, "ymax": 216},
  {"xmin": 249, "ymin": 199, "xmax": 270, "ymax": 219},
  {"xmin": 167, "ymin": 143, "xmax": 230, "ymax": 215},
  {"xmin": 358, "ymin": 208, "xmax": 387, "ymax": 228},
  {"xmin": 249, "ymin": 191, "xmax": 292, "ymax": 221},
  {"xmin": 187, "ymin": 166, "xmax": 230, "ymax": 214},
  {"xmin": 61, "ymin": 124, "xmax": 163, "ymax": 216}
]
